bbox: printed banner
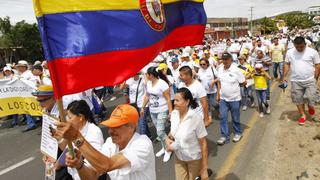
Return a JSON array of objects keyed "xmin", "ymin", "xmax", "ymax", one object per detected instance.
[{"xmin": 0, "ymin": 78, "xmax": 42, "ymax": 117}]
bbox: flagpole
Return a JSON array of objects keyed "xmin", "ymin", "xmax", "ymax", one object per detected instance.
[{"xmin": 57, "ymin": 99, "xmax": 75, "ymax": 158}]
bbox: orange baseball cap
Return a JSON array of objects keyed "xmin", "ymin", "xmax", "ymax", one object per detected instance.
[{"xmin": 100, "ymin": 104, "xmax": 139, "ymax": 127}]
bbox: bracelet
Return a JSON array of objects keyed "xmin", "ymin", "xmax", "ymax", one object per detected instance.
[{"xmin": 76, "ymin": 160, "xmax": 84, "ymax": 170}]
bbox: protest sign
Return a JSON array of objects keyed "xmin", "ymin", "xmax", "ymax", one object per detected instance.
[{"xmin": 0, "ymin": 78, "xmax": 42, "ymax": 117}]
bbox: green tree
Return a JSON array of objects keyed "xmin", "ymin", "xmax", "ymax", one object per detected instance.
[
  {"xmin": 277, "ymin": 13, "xmax": 315, "ymax": 29},
  {"xmin": 256, "ymin": 17, "xmax": 278, "ymax": 34},
  {"xmin": 0, "ymin": 16, "xmax": 43, "ymax": 63}
]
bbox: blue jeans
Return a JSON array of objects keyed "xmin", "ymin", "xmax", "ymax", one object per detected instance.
[
  {"xmin": 11, "ymin": 114, "xmax": 19, "ymax": 126},
  {"xmin": 256, "ymin": 90, "xmax": 269, "ymax": 113},
  {"xmin": 25, "ymin": 114, "xmax": 36, "ymax": 128},
  {"xmin": 219, "ymin": 100, "xmax": 242, "ymax": 140},
  {"xmin": 240, "ymin": 86, "xmax": 254, "ymax": 107},
  {"xmin": 138, "ymin": 107, "xmax": 151, "ymax": 137},
  {"xmin": 207, "ymin": 93, "xmax": 217, "ymax": 111},
  {"xmin": 150, "ymin": 111, "xmax": 168, "ymax": 149},
  {"xmin": 272, "ymin": 62, "xmax": 284, "ymax": 80}
]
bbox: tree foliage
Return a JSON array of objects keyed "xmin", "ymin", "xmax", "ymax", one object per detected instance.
[
  {"xmin": 276, "ymin": 12, "xmax": 315, "ymax": 29},
  {"xmin": 256, "ymin": 17, "xmax": 278, "ymax": 34},
  {"xmin": 0, "ymin": 16, "xmax": 43, "ymax": 63}
]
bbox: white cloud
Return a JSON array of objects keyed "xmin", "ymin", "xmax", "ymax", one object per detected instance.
[
  {"xmin": 0, "ymin": 0, "xmax": 319, "ymax": 23},
  {"xmin": 204, "ymin": 0, "xmax": 320, "ymax": 19}
]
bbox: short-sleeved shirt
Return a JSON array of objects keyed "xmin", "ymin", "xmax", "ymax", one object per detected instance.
[
  {"xmin": 251, "ymin": 57, "xmax": 272, "ymax": 71},
  {"xmin": 146, "ymin": 79, "xmax": 169, "ymax": 113},
  {"xmin": 170, "ymin": 108, "xmax": 207, "ymax": 161},
  {"xmin": 101, "ymin": 133, "xmax": 156, "ymax": 180},
  {"xmin": 217, "ymin": 64, "xmax": 245, "ymax": 102},
  {"xmin": 126, "ymin": 77, "xmax": 146, "ymax": 108},
  {"xmin": 270, "ymin": 44, "xmax": 285, "ymax": 63},
  {"xmin": 285, "ymin": 47, "xmax": 320, "ymax": 82},
  {"xmin": 68, "ymin": 122, "xmax": 104, "ymax": 180},
  {"xmin": 178, "ymin": 80, "xmax": 207, "ymax": 118},
  {"xmin": 197, "ymin": 67, "xmax": 217, "ymax": 94}
]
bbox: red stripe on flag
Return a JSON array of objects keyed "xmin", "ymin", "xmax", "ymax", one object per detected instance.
[{"xmin": 48, "ymin": 25, "xmax": 205, "ymax": 98}]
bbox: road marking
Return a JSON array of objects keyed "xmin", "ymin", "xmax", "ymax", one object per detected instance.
[
  {"xmin": 215, "ymin": 81, "xmax": 278, "ymax": 179},
  {"xmin": 0, "ymin": 156, "xmax": 35, "ymax": 176}
]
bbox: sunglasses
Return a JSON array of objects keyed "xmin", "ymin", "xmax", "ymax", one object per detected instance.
[
  {"xmin": 37, "ymin": 97, "xmax": 53, "ymax": 103},
  {"xmin": 200, "ymin": 63, "xmax": 207, "ymax": 66}
]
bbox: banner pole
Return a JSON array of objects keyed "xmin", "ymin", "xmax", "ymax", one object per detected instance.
[{"xmin": 57, "ymin": 98, "xmax": 75, "ymax": 158}]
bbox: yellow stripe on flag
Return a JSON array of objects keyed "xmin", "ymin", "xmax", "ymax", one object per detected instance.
[
  {"xmin": 33, "ymin": 0, "xmax": 204, "ymax": 17},
  {"xmin": 0, "ymin": 97, "xmax": 43, "ymax": 117}
]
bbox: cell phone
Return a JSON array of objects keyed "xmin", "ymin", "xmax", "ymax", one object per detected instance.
[{"xmin": 57, "ymin": 148, "xmax": 68, "ymax": 166}]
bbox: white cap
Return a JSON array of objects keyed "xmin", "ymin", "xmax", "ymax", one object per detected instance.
[
  {"xmin": 255, "ymin": 63, "xmax": 263, "ymax": 69},
  {"xmin": 34, "ymin": 60, "xmax": 42, "ymax": 65},
  {"xmin": 181, "ymin": 52, "xmax": 189, "ymax": 58},
  {"xmin": 3, "ymin": 66, "xmax": 12, "ymax": 71},
  {"xmin": 154, "ymin": 55, "xmax": 164, "ymax": 63},
  {"xmin": 16, "ymin": 60, "xmax": 29, "ymax": 67}
]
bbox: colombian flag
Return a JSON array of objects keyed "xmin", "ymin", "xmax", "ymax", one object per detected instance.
[{"xmin": 33, "ymin": 0, "xmax": 207, "ymax": 98}]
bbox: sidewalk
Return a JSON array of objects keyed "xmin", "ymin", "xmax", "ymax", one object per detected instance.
[{"xmin": 243, "ymin": 84, "xmax": 320, "ymax": 180}]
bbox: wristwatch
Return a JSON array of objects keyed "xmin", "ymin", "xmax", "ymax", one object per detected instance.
[{"xmin": 73, "ymin": 136, "xmax": 85, "ymax": 148}]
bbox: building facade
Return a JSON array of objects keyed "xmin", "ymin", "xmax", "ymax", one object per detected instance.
[
  {"xmin": 205, "ymin": 18, "xmax": 249, "ymax": 40},
  {"xmin": 308, "ymin": 6, "xmax": 320, "ymax": 15}
]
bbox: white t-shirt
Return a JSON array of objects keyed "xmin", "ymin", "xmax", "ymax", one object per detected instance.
[
  {"xmin": 126, "ymin": 77, "xmax": 146, "ymax": 108},
  {"xmin": 101, "ymin": 133, "xmax": 156, "ymax": 180},
  {"xmin": 18, "ymin": 70, "xmax": 34, "ymax": 81},
  {"xmin": 68, "ymin": 122, "xmax": 104, "ymax": 180},
  {"xmin": 285, "ymin": 47, "xmax": 320, "ymax": 82},
  {"xmin": 178, "ymin": 80, "xmax": 207, "ymax": 118},
  {"xmin": 63, "ymin": 89, "xmax": 94, "ymax": 110},
  {"xmin": 197, "ymin": 67, "xmax": 217, "ymax": 94},
  {"xmin": 170, "ymin": 109, "xmax": 207, "ymax": 161},
  {"xmin": 146, "ymin": 79, "xmax": 169, "ymax": 113},
  {"xmin": 170, "ymin": 67, "xmax": 180, "ymax": 87},
  {"xmin": 217, "ymin": 64, "xmax": 245, "ymax": 102}
]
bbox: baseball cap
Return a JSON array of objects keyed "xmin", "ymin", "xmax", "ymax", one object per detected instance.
[
  {"xmin": 32, "ymin": 85, "xmax": 54, "ymax": 96},
  {"xmin": 170, "ymin": 57, "xmax": 179, "ymax": 63},
  {"xmin": 181, "ymin": 52, "xmax": 189, "ymax": 58},
  {"xmin": 238, "ymin": 55, "xmax": 247, "ymax": 60},
  {"xmin": 221, "ymin": 52, "xmax": 232, "ymax": 60},
  {"xmin": 100, "ymin": 104, "xmax": 139, "ymax": 128},
  {"xmin": 16, "ymin": 60, "xmax": 29, "ymax": 67},
  {"xmin": 255, "ymin": 63, "xmax": 263, "ymax": 69},
  {"xmin": 278, "ymin": 81, "xmax": 288, "ymax": 90},
  {"xmin": 158, "ymin": 63, "xmax": 168, "ymax": 71},
  {"xmin": 3, "ymin": 66, "xmax": 12, "ymax": 72}
]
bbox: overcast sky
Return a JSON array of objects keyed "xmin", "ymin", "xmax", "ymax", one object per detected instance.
[{"xmin": 0, "ymin": 0, "xmax": 319, "ymax": 23}]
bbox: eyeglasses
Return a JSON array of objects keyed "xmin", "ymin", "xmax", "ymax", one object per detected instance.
[
  {"xmin": 37, "ymin": 97, "xmax": 53, "ymax": 103},
  {"xmin": 200, "ymin": 64, "xmax": 207, "ymax": 66}
]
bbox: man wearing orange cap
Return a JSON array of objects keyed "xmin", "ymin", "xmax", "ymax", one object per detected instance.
[{"xmin": 56, "ymin": 104, "xmax": 156, "ymax": 180}]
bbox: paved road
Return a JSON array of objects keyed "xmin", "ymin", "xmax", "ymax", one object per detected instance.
[{"xmin": 0, "ymin": 82, "xmax": 283, "ymax": 180}]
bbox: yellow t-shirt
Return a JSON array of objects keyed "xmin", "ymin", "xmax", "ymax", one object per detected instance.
[
  {"xmin": 270, "ymin": 44, "xmax": 285, "ymax": 63},
  {"xmin": 253, "ymin": 74, "xmax": 268, "ymax": 90},
  {"xmin": 238, "ymin": 64, "xmax": 254, "ymax": 76}
]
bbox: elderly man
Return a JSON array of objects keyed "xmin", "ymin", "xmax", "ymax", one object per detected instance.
[
  {"xmin": 216, "ymin": 53, "xmax": 246, "ymax": 145},
  {"xmin": 55, "ymin": 104, "xmax": 156, "ymax": 180},
  {"xmin": 16, "ymin": 60, "xmax": 39, "ymax": 132},
  {"xmin": 16, "ymin": 60, "xmax": 34, "ymax": 81},
  {"xmin": 283, "ymin": 36, "xmax": 320, "ymax": 125}
]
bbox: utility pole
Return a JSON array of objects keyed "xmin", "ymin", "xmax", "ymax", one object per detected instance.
[{"xmin": 249, "ymin": 6, "xmax": 254, "ymax": 34}]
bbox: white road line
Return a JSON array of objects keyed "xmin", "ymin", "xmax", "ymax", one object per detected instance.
[{"xmin": 0, "ymin": 157, "xmax": 35, "ymax": 176}]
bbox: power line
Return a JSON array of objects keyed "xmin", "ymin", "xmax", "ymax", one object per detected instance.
[{"xmin": 249, "ymin": 7, "xmax": 254, "ymax": 33}]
